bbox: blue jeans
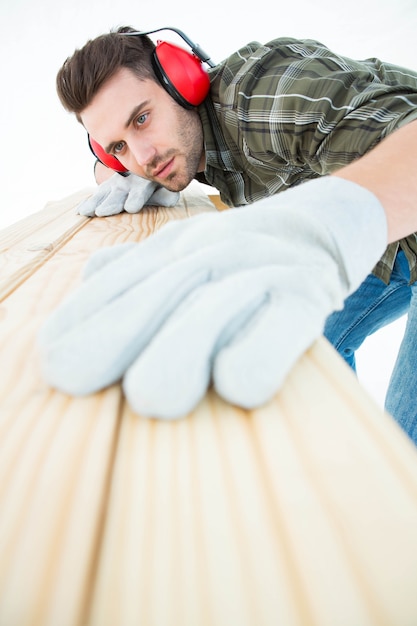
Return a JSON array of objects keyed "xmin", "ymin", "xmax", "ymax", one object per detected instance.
[{"xmin": 324, "ymin": 250, "xmax": 417, "ymax": 445}]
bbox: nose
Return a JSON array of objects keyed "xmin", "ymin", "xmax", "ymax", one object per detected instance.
[{"xmin": 129, "ymin": 139, "xmax": 157, "ymax": 170}]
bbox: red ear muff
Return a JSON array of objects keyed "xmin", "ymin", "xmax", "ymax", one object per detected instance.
[
  {"xmin": 120, "ymin": 27, "xmax": 215, "ymax": 108},
  {"xmin": 88, "ymin": 135, "xmax": 129, "ymax": 174},
  {"xmin": 152, "ymin": 41, "xmax": 210, "ymax": 108}
]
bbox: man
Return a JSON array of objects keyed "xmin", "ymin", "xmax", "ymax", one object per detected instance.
[{"xmin": 40, "ymin": 26, "xmax": 417, "ymax": 439}]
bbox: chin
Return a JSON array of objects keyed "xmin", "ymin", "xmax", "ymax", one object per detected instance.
[{"xmin": 163, "ymin": 175, "xmax": 192, "ymax": 193}]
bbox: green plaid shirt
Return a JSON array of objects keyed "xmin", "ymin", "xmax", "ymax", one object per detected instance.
[{"xmin": 197, "ymin": 38, "xmax": 417, "ymax": 284}]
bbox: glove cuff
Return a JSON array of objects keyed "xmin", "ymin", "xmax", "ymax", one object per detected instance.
[
  {"xmin": 303, "ymin": 176, "xmax": 387, "ymax": 292},
  {"xmin": 255, "ymin": 175, "xmax": 388, "ymax": 294}
]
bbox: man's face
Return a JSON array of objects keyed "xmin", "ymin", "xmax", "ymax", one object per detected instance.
[{"xmin": 81, "ymin": 68, "xmax": 205, "ymax": 191}]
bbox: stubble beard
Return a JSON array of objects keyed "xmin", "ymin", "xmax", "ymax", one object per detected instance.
[{"xmin": 149, "ymin": 105, "xmax": 204, "ymax": 192}]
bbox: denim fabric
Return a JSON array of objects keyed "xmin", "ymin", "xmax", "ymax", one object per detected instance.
[{"xmin": 324, "ymin": 250, "xmax": 417, "ymax": 444}]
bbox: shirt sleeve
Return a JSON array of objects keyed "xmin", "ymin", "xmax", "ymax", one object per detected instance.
[{"xmin": 216, "ymin": 38, "xmax": 417, "ymax": 178}]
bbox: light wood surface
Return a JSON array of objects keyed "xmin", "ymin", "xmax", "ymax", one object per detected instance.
[{"xmin": 1, "ymin": 184, "xmax": 417, "ymax": 626}]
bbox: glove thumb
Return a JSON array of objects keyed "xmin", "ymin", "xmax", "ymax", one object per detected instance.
[{"xmin": 148, "ymin": 187, "xmax": 180, "ymax": 207}]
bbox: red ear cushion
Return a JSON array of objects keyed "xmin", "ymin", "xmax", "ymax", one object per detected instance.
[
  {"xmin": 89, "ymin": 136, "xmax": 128, "ymax": 173},
  {"xmin": 155, "ymin": 41, "xmax": 210, "ymax": 106}
]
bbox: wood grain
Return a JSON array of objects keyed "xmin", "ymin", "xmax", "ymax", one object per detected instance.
[{"xmin": 1, "ymin": 185, "xmax": 417, "ymax": 626}]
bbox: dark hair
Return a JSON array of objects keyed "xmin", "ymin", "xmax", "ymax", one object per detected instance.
[{"xmin": 56, "ymin": 26, "xmax": 156, "ymax": 119}]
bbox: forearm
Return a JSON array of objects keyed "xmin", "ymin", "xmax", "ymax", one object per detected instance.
[{"xmin": 333, "ymin": 119, "xmax": 417, "ymax": 244}]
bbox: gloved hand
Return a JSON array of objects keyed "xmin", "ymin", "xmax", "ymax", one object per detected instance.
[
  {"xmin": 77, "ymin": 173, "xmax": 180, "ymax": 217},
  {"xmin": 39, "ymin": 176, "xmax": 387, "ymax": 419}
]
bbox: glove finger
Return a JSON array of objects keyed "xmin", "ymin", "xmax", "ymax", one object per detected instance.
[
  {"xmin": 214, "ymin": 254, "xmax": 343, "ymax": 407},
  {"xmin": 148, "ymin": 188, "xmax": 180, "ymax": 207},
  {"xmin": 124, "ymin": 181, "xmax": 157, "ymax": 213},
  {"xmin": 40, "ymin": 264, "xmax": 211, "ymax": 395},
  {"xmin": 122, "ymin": 267, "xmax": 291, "ymax": 420},
  {"xmin": 77, "ymin": 187, "xmax": 112, "ymax": 216},
  {"xmin": 213, "ymin": 294, "xmax": 325, "ymax": 408},
  {"xmin": 94, "ymin": 189, "xmax": 130, "ymax": 216},
  {"xmin": 38, "ymin": 238, "xmax": 172, "ymax": 349}
]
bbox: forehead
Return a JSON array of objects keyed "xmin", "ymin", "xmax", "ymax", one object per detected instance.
[{"xmin": 80, "ymin": 68, "xmax": 159, "ymax": 143}]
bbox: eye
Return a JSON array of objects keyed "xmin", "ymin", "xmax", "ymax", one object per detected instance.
[
  {"xmin": 135, "ymin": 112, "xmax": 148, "ymax": 127},
  {"xmin": 113, "ymin": 141, "xmax": 126, "ymax": 155}
]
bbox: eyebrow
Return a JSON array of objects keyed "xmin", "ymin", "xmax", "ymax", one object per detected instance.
[{"xmin": 104, "ymin": 100, "xmax": 150, "ymax": 154}]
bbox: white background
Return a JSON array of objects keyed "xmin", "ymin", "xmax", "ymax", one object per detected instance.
[{"xmin": 0, "ymin": 0, "xmax": 416, "ymax": 407}]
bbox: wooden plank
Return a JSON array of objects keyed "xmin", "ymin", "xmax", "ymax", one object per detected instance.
[
  {"xmin": 86, "ymin": 341, "xmax": 417, "ymax": 626},
  {"xmin": 0, "ymin": 189, "xmax": 91, "ymax": 301},
  {"xmin": 0, "ymin": 183, "xmax": 216, "ymax": 302},
  {"xmin": 0, "ymin": 185, "xmax": 216, "ymax": 626},
  {"xmin": 1, "ymin": 185, "xmax": 417, "ymax": 626}
]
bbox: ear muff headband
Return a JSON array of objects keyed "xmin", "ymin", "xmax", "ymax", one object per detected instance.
[
  {"xmin": 124, "ymin": 26, "xmax": 216, "ymax": 68},
  {"xmin": 89, "ymin": 27, "xmax": 215, "ymax": 173}
]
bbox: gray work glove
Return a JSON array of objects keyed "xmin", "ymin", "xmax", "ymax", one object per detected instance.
[
  {"xmin": 39, "ymin": 177, "xmax": 387, "ymax": 419},
  {"xmin": 77, "ymin": 173, "xmax": 180, "ymax": 217}
]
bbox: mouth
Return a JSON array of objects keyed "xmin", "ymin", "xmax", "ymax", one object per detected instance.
[{"xmin": 152, "ymin": 158, "xmax": 175, "ymax": 180}]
